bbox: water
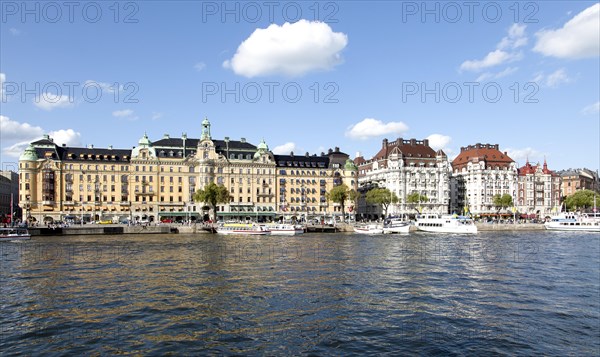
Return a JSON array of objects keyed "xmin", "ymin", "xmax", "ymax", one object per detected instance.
[{"xmin": 1, "ymin": 231, "xmax": 598, "ymax": 355}]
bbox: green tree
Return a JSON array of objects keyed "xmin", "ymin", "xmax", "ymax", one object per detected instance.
[
  {"xmin": 193, "ymin": 182, "xmax": 231, "ymax": 222},
  {"xmin": 365, "ymin": 188, "xmax": 399, "ymax": 218},
  {"xmin": 565, "ymin": 190, "xmax": 599, "ymax": 211},
  {"xmin": 492, "ymin": 194, "xmax": 513, "ymax": 214},
  {"xmin": 407, "ymin": 192, "xmax": 428, "ymax": 213},
  {"xmin": 327, "ymin": 184, "xmax": 357, "ymax": 222}
]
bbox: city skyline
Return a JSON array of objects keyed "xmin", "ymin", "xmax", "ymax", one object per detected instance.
[{"xmin": 1, "ymin": 1, "xmax": 599, "ymax": 172}]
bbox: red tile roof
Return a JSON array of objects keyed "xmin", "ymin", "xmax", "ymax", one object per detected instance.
[{"xmin": 452, "ymin": 143, "xmax": 514, "ymax": 170}]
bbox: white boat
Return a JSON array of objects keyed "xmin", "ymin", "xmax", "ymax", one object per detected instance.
[
  {"xmin": 263, "ymin": 223, "xmax": 304, "ymax": 236},
  {"xmin": 383, "ymin": 217, "xmax": 411, "ymax": 234},
  {"xmin": 354, "ymin": 224, "xmax": 384, "ymax": 235},
  {"xmin": 415, "ymin": 214, "xmax": 477, "ymax": 234},
  {"xmin": 0, "ymin": 227, "xmax": 31, "ymax": 241},
  {"xmin": 544, "ymin": 212, "xmax": 600, "ymax": 232},
  {"xmin": 216, "ymin": 223, "xmax": 271, "ymax": 235}
]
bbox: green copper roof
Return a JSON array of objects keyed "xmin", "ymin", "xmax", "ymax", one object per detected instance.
[
  {"xmin": 138, "ymin": 133, "xmax": 152, "ymax": 146},
  {"xmin": 20, "ymin": 144, "xmax": 38, "ymax": 161}
]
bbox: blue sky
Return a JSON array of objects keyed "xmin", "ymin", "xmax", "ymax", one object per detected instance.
[{"xmin": 1, "ymin": 1, "xmax": 599, "ymax": 172}]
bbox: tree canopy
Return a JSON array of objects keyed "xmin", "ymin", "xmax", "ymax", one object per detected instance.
[
  {"xmin": 365, "ymin": 188, "xmax": 399, "ymax": 218},
  {"xmin": 492, "ymin": 194, "xmax": 513, "ymax": 213},
  {"xmin": 406, "ymin": 192, "xmax": 428, "ymax": 212},
  {"xmin": 327, "ymin": 184, "xmax": 357, "ymax": 222},
  {"xmin": 193, "ymin": 182, "xmax": 231, "ymax": 222},
  {"xmin": 565, "ymin": 190, "xmax": 599, "ymax": 211}
]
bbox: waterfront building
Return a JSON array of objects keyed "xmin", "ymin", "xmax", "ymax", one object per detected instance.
[
  {"xmin": 516, "ymin": 160, "xmax": 562, "ymax": 218},
  {"xmin": 557, "ymin": 168, "xmax": 599, "ymax": 196},
  {"xmin": 18, "ymin": 117, "xmax": 357, "ymax": 223},
  {"xmin": 450, "ymin": 143, "xmax": 518, "ymax": 216},
  {"xmin": 355, "ymin": 138, "xmax": 450, "ymax": 219},
  {"xmin": 275, "ymin": 148, "xmax": 358, "ymax": 222},
  {"xmin": 0, "ymin": 171, "xmax": 19, "ymax": 222}
]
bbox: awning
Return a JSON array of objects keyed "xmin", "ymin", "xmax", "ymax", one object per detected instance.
[
  {"xmin": 159, "ymin": 212, "xmax": 200, "ymax": 217},
  {"xmin": 217, "ymin": 212, "xmax": 277, "ymax": 217}
]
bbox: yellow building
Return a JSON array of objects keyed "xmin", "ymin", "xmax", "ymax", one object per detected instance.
[{"xmin": 19, "ymin": 118, "xmax": 358, "ymax": 224}]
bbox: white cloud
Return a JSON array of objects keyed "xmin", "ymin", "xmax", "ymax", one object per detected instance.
[
  {"xmin": 345, "ymin": 118, "xmax": 409, "ymax": 140},
  {"xmin": 48, "ymin": 129, "xmax": 82, "ymax": 147},
  {"xmin": 9, "ymin": 27, "xmax": 20, "ymax": 35},
  {"xmin": 506, "ymin": 147, "xmax": 543, "ymax": 164},
  {"xmin": 534, "ymin": 3, "xmax": 600, "ymax": 59},
  {"xmin": 112, "ymin": 109, "xmax": 134, "ymax": 117},
  {"xmin": 497, "ymin": 24, "xmax": 528, "ymax": 50},
  {"xmin": 33, "ymin": 92, "xmax": 74, "ymax": 111},
  {"xmin": 272, "ymin": 142, "xmax": 298, "ymax": 155},
  {"xmin": 581, "ymin": 101, "xmax": 600, "ymax": 115},
  {"xmin": 426, "ymin": 134, "xmax": 452, "ymax": 151},
  {"xmin": 460, "ymin": 50, "xmax": 522, "ymax": 72},
  {"xmin": 151, "ymin": 112, "xmax": 163, "ymax": 120},
  {"xmin": 0, "ymin": 115, "xmax": 81, "ymax": 158},
  {"xmin": 532, "ymin": 68, "xmax": 571, "ymax": 88},
  {"xmin": 461, "ymin": 24, "xmax": 526, "ymax": 72},
  {"xmin": 475, "ymin": 67, "xmax": 519, "ymax": 82},
  {"xmin": 223, "ymin": 20, "xmax": 348, "ymax": 78},
  {"xmin": 194, "ymin": 62, "xmax": 206, "ymax": 72},
  {"xmin": 0, "ymin": 115, "xmax": 44, "ymax": 142}
]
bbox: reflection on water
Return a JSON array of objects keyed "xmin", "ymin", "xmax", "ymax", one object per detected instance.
[{"xmin": 1, "ymin": 232, "xmax": 598, "ymax": 355}]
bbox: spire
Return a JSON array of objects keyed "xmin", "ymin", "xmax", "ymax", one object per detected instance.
[{"xmin": 201, "ymin": 116, "xmax": 211, "ymax": 141}]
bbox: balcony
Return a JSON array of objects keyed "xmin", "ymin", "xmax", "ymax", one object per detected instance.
[
  {"xmin": 64, "ymin": 201, "xmax": 75, "ymax": 206},
  {"xmin": 42, "ymin": 200, "xmax": 55, "ymax": 206}
]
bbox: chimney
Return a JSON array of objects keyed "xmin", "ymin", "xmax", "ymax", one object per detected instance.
[
  {"xmin": 163, "ymin": 134, "xmax": 170, "ymax": 139},
  {"xmin": 88, "ymin": 144, "xmax": 94, "ymax": 149},
  {"xmin": 410, "ymin": 139, "xmax": 416, "ymax": 146},
  {"xmin": 305, "ymin": 152, "xmax": 310, "ymax": 157},
  {"xmin": 108, "ymin": 145, "xmax": 113, "ymax": 150},
  {"xmin": 382, "ymin": 138, "xmax": 388, "ymax": 149},
  {"xmin": 328, "ymin": 148, "xmax": 333, "ymax": 155},
  {"xmin": 355, "ymin": 151, "xmax": 361, "ymax": 158},
  {"xmin": 241, "ymin": 137, "xmax": 246, "ymax": 143},
  {"xmin": 62, "ymin": 144, "xmax": 66, "ymax": 147},
  {"xmin": 476, "ymin": 143, "xmax": 481, "ymax": 149},
  {"xmin": 290, "ymin": 151, "xmax": 294, "ymax": 156},
  {"xmin": 334, "ymin": 147, "xmax": 339, "ymax": 153},
  {"xmin": 423, "ymin": 139, "xmax": 429, "ymax": 147}
]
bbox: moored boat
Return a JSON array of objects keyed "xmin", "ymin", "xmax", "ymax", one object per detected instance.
[
  {"xmin": 354, "ymin": 224, "xmax": 384, "ymax": 235},
  {"xmin": 263, "ymin": 223, "xmax": 304, "ymax": 236},
  {"xmin": 0, "ymin": 227, "xmax": 31, "ymax": 241},
  {"xmin": 415, "ymin": 214, "xmax": 477, "ymax": 234},
  {"xmin": 544, "ymin": 212, "xmax": 600, "ymax": 232},
  {"xmin": 216, "ymin": 223, "xmax": 271, "ymax": 235},
  {"xmin": 382, "ymin": 217, "xmax": 411, "ymax": 234}
]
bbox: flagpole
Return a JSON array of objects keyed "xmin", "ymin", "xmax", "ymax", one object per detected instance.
[{"xmin": 10, "ymin": 193, "xmax": 14, "ymax": 226}]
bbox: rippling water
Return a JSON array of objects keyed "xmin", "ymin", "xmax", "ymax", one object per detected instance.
[{"xmin": 1, "ymin": 231, "xmax": 598, "ymax": 355}]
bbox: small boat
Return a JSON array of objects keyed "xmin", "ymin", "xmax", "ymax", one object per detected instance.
[
  {"xmin": 544, "ymin": 212, "xmax": 600, "ymax": 232},
  {"xmin": 415, "ymin": 214, "xmax": 477, "ymax": 234},
  {"xmin": 216, "ymin": 223, "xmax": 271, "ymax": 235},
  {"xmin": 354, "ymin": 224, "xmax": 384, "ymax": 235},
  {"xmin": 383, "ymin": 217, "xmax": 411, "ymax": 234},
  {"xmin": 263, "ymin": 223, "xmax": 304, "ymax": 236},
  {"xmin": 0, "ymin": 227, "xmax": 31, "ymax": 241}
]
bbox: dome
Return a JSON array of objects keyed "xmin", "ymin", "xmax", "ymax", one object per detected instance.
[
  {"xmin": 257, "ymin": 139, "xmax": 268, "ymax": 151},
  {"xmin": 19, "ymin": 144, "xmax": 38, "ymax": 161},
  {"xmin": 138, "ymin": 133, "xmax": 151, "ymax": 146}
]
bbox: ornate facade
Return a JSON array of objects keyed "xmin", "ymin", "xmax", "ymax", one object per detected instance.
[
  {"xmin": 450, "ymin": 143, "xmax": 518, "ymax": 215},
  {"xmin": 516, "ymin": 160, "xmax": 562, "ymax": 217},
  {"xmin": 355, "ymin": 138, "xmax": 451, "ymax": 218},
  {"xmin": 18, "ymin": 118, "xmax": 357, "ymax": 223}
]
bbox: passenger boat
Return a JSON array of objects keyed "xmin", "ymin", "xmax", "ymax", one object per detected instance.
[
  {"xmin": 415, "ymin": 214, "xmax": 477, "ymax": 234},
  {"xmin": 354, "ymin": 224, "xmax": 384, "ymax": 235},
  {"xmin": 216, "ymin": 223, "xmax": 271, "ymax": 235},
  {"xmin": 544, "ymin": 212, "xmax": 600, "ymax": 232},
  {"xmin": 383, "ymin": 217, "xmax": 411, "ymax": 234},
  {"xmin": 0, "ymin": 227, "xmax": 31, "ymax": 241},
  {"xmin": 263, "ymin": 223, "xmax": 304, "ymax": 236}
]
